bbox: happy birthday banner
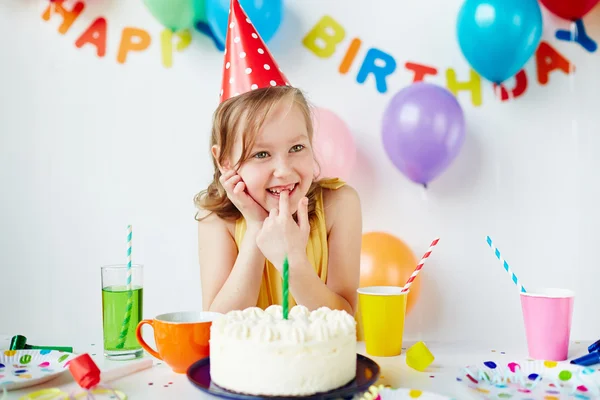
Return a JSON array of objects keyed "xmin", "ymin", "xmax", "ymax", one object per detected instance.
[
  {"xmin": 42, "ymin": 2, "xmax": 577, "ymax": 106},
  {"xmin": 41, "ymin": 1, "xmax": 192, "ymax": 68},
  {"xmin": 302, "ymin": 16, "xmax": 577, "ymax": 106}
]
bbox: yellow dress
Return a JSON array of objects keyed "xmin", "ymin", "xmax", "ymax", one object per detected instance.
[{"xmin": 234, "ymin": 178, "xmax": 345, "ymax": 309}]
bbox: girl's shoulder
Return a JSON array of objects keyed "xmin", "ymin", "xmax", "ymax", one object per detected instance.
[
  {"xmin": 196, "ymin": 208, "xmax": 237, "ymax": 238},
  {"xmin": 322, "ymin": 183, "xmax": 361, "ymax": 233}
]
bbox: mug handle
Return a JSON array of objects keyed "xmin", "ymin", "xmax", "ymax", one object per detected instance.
[{"xmin": 136, "ymin": 319, "xmax": 162, "ymax": 360}]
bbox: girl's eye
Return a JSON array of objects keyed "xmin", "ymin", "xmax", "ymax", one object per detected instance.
[
  {"xmin": 290, "ymin": 144, "xmax": 305, "ymax": 152},
  {"xmin": 253, "ymin": 151, "xmax": 269, "ymax": 159}
]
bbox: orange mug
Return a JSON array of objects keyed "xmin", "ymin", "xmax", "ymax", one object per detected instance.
[{"xmin": 136, "ymin": 311, "xmax": 222, "ymax": 373}]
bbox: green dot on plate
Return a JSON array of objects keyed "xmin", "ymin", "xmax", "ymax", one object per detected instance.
[
  {"xmin": 19, "ymin": 355, "xmax": 32, "ymax": 364},
  {"xmin": 559, "ymin": 370, "xmax": 573, "ymax": 381}
]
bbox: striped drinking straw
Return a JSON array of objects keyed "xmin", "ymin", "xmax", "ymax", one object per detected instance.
[
  {"xmin": 486, "ymin": 236, "xmax": 526, "ymax": 293},
  {"xmin": 116, "ymin": 225, "xmax": 134, "ymax": 349},
  {"xmin": 282, "ymin": 256, "xmax": 289, "ymax": 320},
  {"xmin": 401, "ymin": 238, "xmax": 440, "ymax": 293}
]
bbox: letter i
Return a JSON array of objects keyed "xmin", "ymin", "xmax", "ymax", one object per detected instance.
[{"xmin": 339, "ymin": 38, "xmax": 362, "ymax": 74}]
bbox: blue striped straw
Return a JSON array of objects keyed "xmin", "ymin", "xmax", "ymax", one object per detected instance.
[
  {"xmin": 125, "ymin": 225, "xmax": 132, "ymax": 291},
  {"xmin": 116, "ymin": 225, "xmax": 133, "ymax": 349},
  {"xmin": 486, "ymin": 236, "xmax": 526, "ymax": 293}
]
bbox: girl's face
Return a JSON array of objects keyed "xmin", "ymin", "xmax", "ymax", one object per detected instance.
[{"xmin": 231, "ymin": 102, "xmax": 315, "ymax": 214}]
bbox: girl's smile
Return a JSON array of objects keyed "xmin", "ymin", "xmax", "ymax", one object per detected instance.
[{"xmin": 266, "ymin": 183, "xmax": 297, "ymax": 197}]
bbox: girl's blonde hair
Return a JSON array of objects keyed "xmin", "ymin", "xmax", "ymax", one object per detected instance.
[{"xmin": 194, "ymin": 86, "xmax": 323, "ymax": 222}]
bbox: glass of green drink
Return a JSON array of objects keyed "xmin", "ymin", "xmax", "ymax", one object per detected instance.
[{"xmin": 101, "ymin": 264, "xmax": 144, "ymax": 360}]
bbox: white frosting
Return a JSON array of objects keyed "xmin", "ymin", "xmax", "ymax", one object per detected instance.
[
  {"xmin": 211, "ymin": 305, "xmax": 355, "ymax": 343},
  {"xmin": 210, "ymin": 305, "xmax": 357, "ymax": 396}
]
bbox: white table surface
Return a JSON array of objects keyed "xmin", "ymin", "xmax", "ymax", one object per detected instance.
[{"xmin": 1, "ymin": 334, "xmax": 597, "ymax": 399}]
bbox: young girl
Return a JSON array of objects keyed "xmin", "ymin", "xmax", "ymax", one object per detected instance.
[{"xmin": 194, "ymin": 86, "xmax": 362, "ymax": 316}]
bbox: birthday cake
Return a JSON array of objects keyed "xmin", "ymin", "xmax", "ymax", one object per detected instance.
[{"xmin": 209, "ymin": 305, "xmax": 357, "ymax": 396}]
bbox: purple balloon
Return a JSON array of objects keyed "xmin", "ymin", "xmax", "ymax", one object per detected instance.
[{"xmin": 381, "ymin": 82, "xmax": 466, "ymax": 187}]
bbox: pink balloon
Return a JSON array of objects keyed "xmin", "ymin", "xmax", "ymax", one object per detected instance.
[{"xmin": 311, "ymin": 107, "xmax": 356, "ymax": 180}]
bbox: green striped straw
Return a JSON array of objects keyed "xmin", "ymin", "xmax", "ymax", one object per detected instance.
[
  {"xmin": 486, "ymin": 236, "xmax": 527, "ymax": 293},
  {"xmin": 282, "ymin": 256, "xmax": 289, "ymax": 320},
  {"xmin": 116, "ymin": 225, "xmax": 134, "ymax": 349}
]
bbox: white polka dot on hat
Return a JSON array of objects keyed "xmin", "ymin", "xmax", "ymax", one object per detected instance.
[{"xmin": 219, "ymin": 0, "xmax": 289, "ymax": 103}]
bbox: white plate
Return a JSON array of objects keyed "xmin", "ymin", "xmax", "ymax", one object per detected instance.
[
  {"xmin": 0, "ymin": 349, "xmax": 77, "ymax": 391},
  {"xmin": 457, "ymin": 358, "xmax": 600, "ymax": 399}
]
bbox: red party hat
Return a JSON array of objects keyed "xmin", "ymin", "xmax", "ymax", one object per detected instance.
[{"xmin": 219, "ymin": 0, "xmax": 289, "ymax": 102}]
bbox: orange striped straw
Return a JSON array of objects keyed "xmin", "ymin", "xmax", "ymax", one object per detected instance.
[{"xmin": 401, "ymin": 238, "xmax": 440, "ymax": 293}]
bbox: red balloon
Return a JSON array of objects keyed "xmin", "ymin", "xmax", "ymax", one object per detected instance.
[{"xmin": 539, "ymin": 0, "xmax": 599, "ymax": 20}]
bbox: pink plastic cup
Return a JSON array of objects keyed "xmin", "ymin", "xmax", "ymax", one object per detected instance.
[{"xmin": 520, "ymin": 288, "xmax": 575, "ymax": 361}]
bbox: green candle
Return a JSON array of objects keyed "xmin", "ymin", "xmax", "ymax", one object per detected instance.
[{"xmin": 282, "ymin": 256, "xmax": 289, "ymax": 320}]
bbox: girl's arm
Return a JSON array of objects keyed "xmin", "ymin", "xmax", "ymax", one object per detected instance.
[
  {"xmin": 198, "ymin": 213, "xmax": 266, "ymax": 313},
  {"xmin": 287, "ymin": 185, "xmax": 362, "ymax": 315}
]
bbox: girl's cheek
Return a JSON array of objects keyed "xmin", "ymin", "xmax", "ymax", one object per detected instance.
[{"xmin": 239, "ymin": 167, "xmax": 265, "ymax": 190}]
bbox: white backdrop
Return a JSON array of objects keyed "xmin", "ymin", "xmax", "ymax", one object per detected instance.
[{"xmin": 1, "ymin": 0, "xmax": 600, "ymax": 347}]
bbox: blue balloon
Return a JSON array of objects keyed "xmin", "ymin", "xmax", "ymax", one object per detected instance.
[
  {"xmin": 206, "ymin": 0, "xmax": 283, "ymax": 49},
  {"xmin": 196, "ymin": 21, "xmax": 225, "ymax": 51},
  {"xmin": 456, "ymin": 0, "xmax": 543, "ymax": 83}
]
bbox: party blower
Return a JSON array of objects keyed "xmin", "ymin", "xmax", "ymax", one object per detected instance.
[
  {"xmin": 570, "ymin": 339, "xmax": 600, "ymax": 366},
  {"xmin": 9, "ymin": 335, "xmax": 73, "ymax": 353},
  {"xmin": 486, "ymin": 236, "xmax": 575, "ymax": 361},
  {"xmin": 20, "ymin": 353, "xmax": 152, "ymax": 399}
]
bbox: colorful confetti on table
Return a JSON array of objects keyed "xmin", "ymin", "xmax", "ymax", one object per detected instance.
[{"xmin": 357, "ymin": 386, "xmax": 455, "ymax": 399}]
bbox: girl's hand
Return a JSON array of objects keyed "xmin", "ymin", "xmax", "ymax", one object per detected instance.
[
  {"xmin": 220, "ymin": 169, "xmax": 268, "ymax": 228},
  {"xmin": 256, "ymin": 190, "xmax": 310, "ymax": 270}
]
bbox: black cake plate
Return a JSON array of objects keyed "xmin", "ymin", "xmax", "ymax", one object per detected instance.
[{"xmin": 187, "ymin": 354, "xmax": 380, "ymax": 400}]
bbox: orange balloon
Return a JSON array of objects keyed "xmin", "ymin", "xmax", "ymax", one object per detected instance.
[
  {"xmin": 360, "ymin": 231, "xmax": 420, "ymax": 313},
  {"xmin": 355, "ymin": 232, "xmax": 420, "ymax": 341}
]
